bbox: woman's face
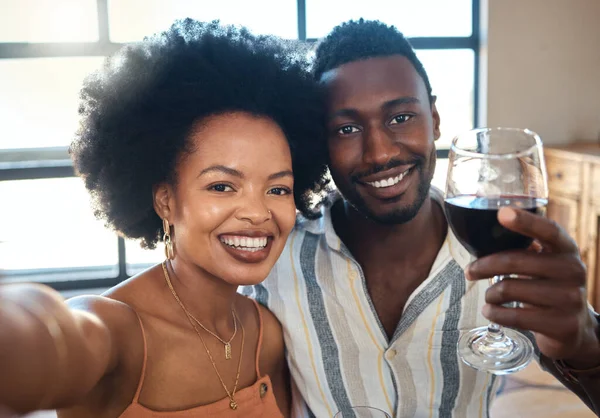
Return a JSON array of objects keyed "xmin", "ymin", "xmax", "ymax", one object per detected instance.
[{"xmin": 155, "ymin": 112, "xmax": 296, "ymax": 286}]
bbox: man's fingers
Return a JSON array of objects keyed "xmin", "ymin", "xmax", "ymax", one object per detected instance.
[
  {"xmin": 485, "ymin": 278, "xmax": 586, "ymax": 311},
  {"xmin": 482, "ymin": 305, "xmax": 577, "ymax": 341},
  {"xmin": 467, "ymin": 252, "xmax": 586, "ymax": 285},
  {"xmin": 498, "ymin": 207, "xmax": 577, "ymax": 254}
]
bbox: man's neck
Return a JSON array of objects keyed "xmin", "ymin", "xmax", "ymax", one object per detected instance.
[
  {"xmin": 331, "ymin": 194, "xmax": 448, "ymax": 338},
  {"xmin": 332, "ymin": 195, "xmax": 447, "ymax": 270}
]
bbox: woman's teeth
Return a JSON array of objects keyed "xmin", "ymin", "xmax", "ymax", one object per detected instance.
[
  {"xmin": 220, "ymin": 236, "xmax": 268, "ymax": 252},
  {"xmin": 366, "ymin": 169, "xmax": 410, "ymax": 188}
]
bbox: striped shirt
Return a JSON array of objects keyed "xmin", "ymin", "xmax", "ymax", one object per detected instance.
[{"xmin": 242, "ymin": 188, "xmax": 534, "ymax": 418}]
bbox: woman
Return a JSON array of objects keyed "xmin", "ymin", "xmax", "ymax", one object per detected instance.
[{"xmin": 0, "ymin": 19, "xmax": 329, "ymax": 417}]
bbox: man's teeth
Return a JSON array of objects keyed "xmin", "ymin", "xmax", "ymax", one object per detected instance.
[
  {"xmin": 367, "ymin": 170, "xmax": 410, "ymax": 188},
  {"xmin": 220, "ymin": 236, "xmax": 268, "ymax": 252}
]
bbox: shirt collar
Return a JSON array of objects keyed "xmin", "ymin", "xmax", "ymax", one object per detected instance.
[{"xmin": 296, "ymin": 186, "xmax": 473, "ymax": 269}]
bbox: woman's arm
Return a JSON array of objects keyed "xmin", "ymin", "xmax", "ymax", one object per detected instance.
[
  {"xmin": 258, "ymin": 304, "xmax": 291, "ymax": 418},
  {"xmin": 270, "ymin": 352, "xmax": 292, "ymax": 418},
  {"xmin": 0, "ymin": 283, "xmax": 127, "ymax": 413}
]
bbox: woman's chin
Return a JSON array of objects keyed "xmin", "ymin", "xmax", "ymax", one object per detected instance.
[
  {"xmin": 220, "ymin": 266, "xmax": 275, "ymax": 288},
  {"xmin": 227, "ymin": 277, "xmax": 271, "ymax": 288}
]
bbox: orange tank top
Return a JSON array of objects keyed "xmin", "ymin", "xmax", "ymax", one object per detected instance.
[{"xmin": 119, "ymin": 299, "xmax": 284, "ymax": 418}]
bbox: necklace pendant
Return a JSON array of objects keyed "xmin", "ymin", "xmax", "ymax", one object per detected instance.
[
  {"xmin": 229, "ymin": 400, "xmax": 238, "ymax": 410},
  {"xmin": 225, "ymin": 342, "xmax": 232, "ymax": 360}
]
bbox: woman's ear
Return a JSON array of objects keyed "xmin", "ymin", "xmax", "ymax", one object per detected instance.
[{"xmin": 153, "ymin": 183, "xmax": 174, "ymax": 221}]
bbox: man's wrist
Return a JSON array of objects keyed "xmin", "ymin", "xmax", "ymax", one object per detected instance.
[{"xmin": 556, "ymin": 311, "xmax": 600, "ymax": 379}]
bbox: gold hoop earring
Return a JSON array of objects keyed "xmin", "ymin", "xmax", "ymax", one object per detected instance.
[{"xmin": 163, "ymin": 218, "xmax": 174, "ymax": 260}]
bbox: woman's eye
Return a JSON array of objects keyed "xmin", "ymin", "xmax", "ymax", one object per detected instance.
[
  {"xmin": 390, "ymin": 114, "xmax": 413, "ymax": 125},
  {"xmin": 268, "ymin": 187, "xmax": 291, "ymax": 196},
  {"xmin": 210, "ymin": 184, "xmax": 234, "ymax": 192},
  {"xmin": 337, "ymin": 125, "xmax": 361, "ymax": 135}
]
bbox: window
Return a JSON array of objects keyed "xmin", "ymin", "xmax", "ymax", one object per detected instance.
[
  {"xmin": 305, "ymin": 0, "xmax": 472, "ymax": 39},
  {"xmin": 0, "ymin": 0, "xmax": 479, "ymax": 290},
  {"xmin": 0, "ymin": 0, "xmax": 99, "ymax": 42},
  {"xmin": 0, "ymin": 178, "xmax": 119, "ymax": 286},
  {"xmin": 0, "ymin": 57, "xmax": 105, "ymax": 149},
  {"xmin": 108, "ymin": 0, "xmax": 299, "ymax": 42},
  {"xmin": 417, "ymin": 49, "xmax": 475, "ymax": 150},
  {"xmin": 126, "ymin": 240, "xmax": 163, "ymax": 276}
]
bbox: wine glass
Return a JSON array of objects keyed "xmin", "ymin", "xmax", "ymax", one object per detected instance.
[
  {"xmin": 334, "ymin": 406, "xmax": 391, "ymax": 418},
  {"xmin": 444, "ymin": 127, "xmax": 548, "ymax": 375}
]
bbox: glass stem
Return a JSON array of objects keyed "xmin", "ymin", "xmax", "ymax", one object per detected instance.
[
  {"xmin": 486, "ymin": 275, "xmax": 507, "ymax": 339},
  {"xmin": 487, "ymin": 322, "xmax": 504, "ymax": 336}
]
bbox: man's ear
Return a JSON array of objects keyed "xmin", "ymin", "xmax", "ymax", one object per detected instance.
[{"xmin": 431, "ymin": 95, "xmax": 441, "ymax": 141}]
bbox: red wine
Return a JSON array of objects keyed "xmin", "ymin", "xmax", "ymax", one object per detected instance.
[{"xmin": 444, "ymin": 195, "xmax": 547, "ymax": 258}]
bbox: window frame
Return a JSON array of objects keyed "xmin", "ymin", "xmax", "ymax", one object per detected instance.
[{"xmin": 0, "ymin": 0, "xmax": 480, "ymax": 290}]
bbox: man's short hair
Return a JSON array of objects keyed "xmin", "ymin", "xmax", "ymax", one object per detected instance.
[{"xmin": 313, "ymin": 19, "xmax": 433, "ymax": 102}]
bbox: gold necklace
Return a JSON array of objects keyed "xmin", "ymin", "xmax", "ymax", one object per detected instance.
[
  {"xmin": 162, "ymin": 261, "xmax": 245, "ymax": 410},
  {"xmin": 161, "ymin": 262, "xmax": 237, "ymax": 359}
]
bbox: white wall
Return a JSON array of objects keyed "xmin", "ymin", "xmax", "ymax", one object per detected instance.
[{"xmin": 482, "ymin": 0, "xmax": 600, "ymax": 146}]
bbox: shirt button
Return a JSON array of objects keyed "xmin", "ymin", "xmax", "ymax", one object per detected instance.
[
  {"xmin": 386, "ymin": 349, "xmax": 398, "ymax": 360},
  {"xmin": 259, "ymin": 382, "xmax": 268, "ymax": 398}
]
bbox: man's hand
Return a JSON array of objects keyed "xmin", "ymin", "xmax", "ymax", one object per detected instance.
[{"xmin": 466, "ymin": 207, "xmax": 600, "ymax": 368}]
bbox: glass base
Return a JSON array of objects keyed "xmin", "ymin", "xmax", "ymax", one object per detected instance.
[{"xmin": 458, "ymin": 326, "xmax": 534, "ymax": 375}]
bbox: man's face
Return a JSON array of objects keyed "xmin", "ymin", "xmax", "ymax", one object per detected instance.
[{"xmin": 322, "ymin": 55, "xmax": 441, "ymax": 224}]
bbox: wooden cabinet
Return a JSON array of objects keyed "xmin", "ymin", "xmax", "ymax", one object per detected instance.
[
  {"xmin": 545, "ymin": 143, "xmax": 600, "ymax": 310},
  {"xmin": 546, "ymin": 194, "xmax": 580, "ymax": 242},
  {"xmin": 586, "ymin": 204, "xmax": 600, "ymax": 309}
]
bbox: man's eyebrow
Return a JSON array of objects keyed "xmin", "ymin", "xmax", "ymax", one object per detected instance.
[
  {"xmin": 329, "ymin": 96, "xmax": 421, "ymax": 121},
  {"xmin": 329, "ymin": 108, "xmax": 360, "ymax": 121},
  {"xmin": 382, "ymin": 96, "xmax": 421, "ymax": 111}
]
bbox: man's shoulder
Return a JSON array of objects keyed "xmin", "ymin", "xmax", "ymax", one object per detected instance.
[
  {"xmin": 262, "ymin": 208, "xmax": 334, "ymax": 282},
  {"xmin": 276, "ymin": 214, "xmax": 324, "ymax": 262},
  {"xmin": 292, "ymin": 207, "xmax": 330, "ymax": 236}
]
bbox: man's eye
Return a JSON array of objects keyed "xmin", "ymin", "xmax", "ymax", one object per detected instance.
[
  {"xmin": 337, "ymin": 125, "xmax": 360, "ymax": 135},
  {"xmin": 390, "ymin": 114, "xmax": 413, "ymax": 125},
  {"xmin": 210, "ymin": 184, "xmax": 234, "ymax": 192}
]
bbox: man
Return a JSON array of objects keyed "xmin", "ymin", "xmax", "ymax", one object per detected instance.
[{"xmin": 244, "ymin": 19, "xmax": 600, "ymax": 417}]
